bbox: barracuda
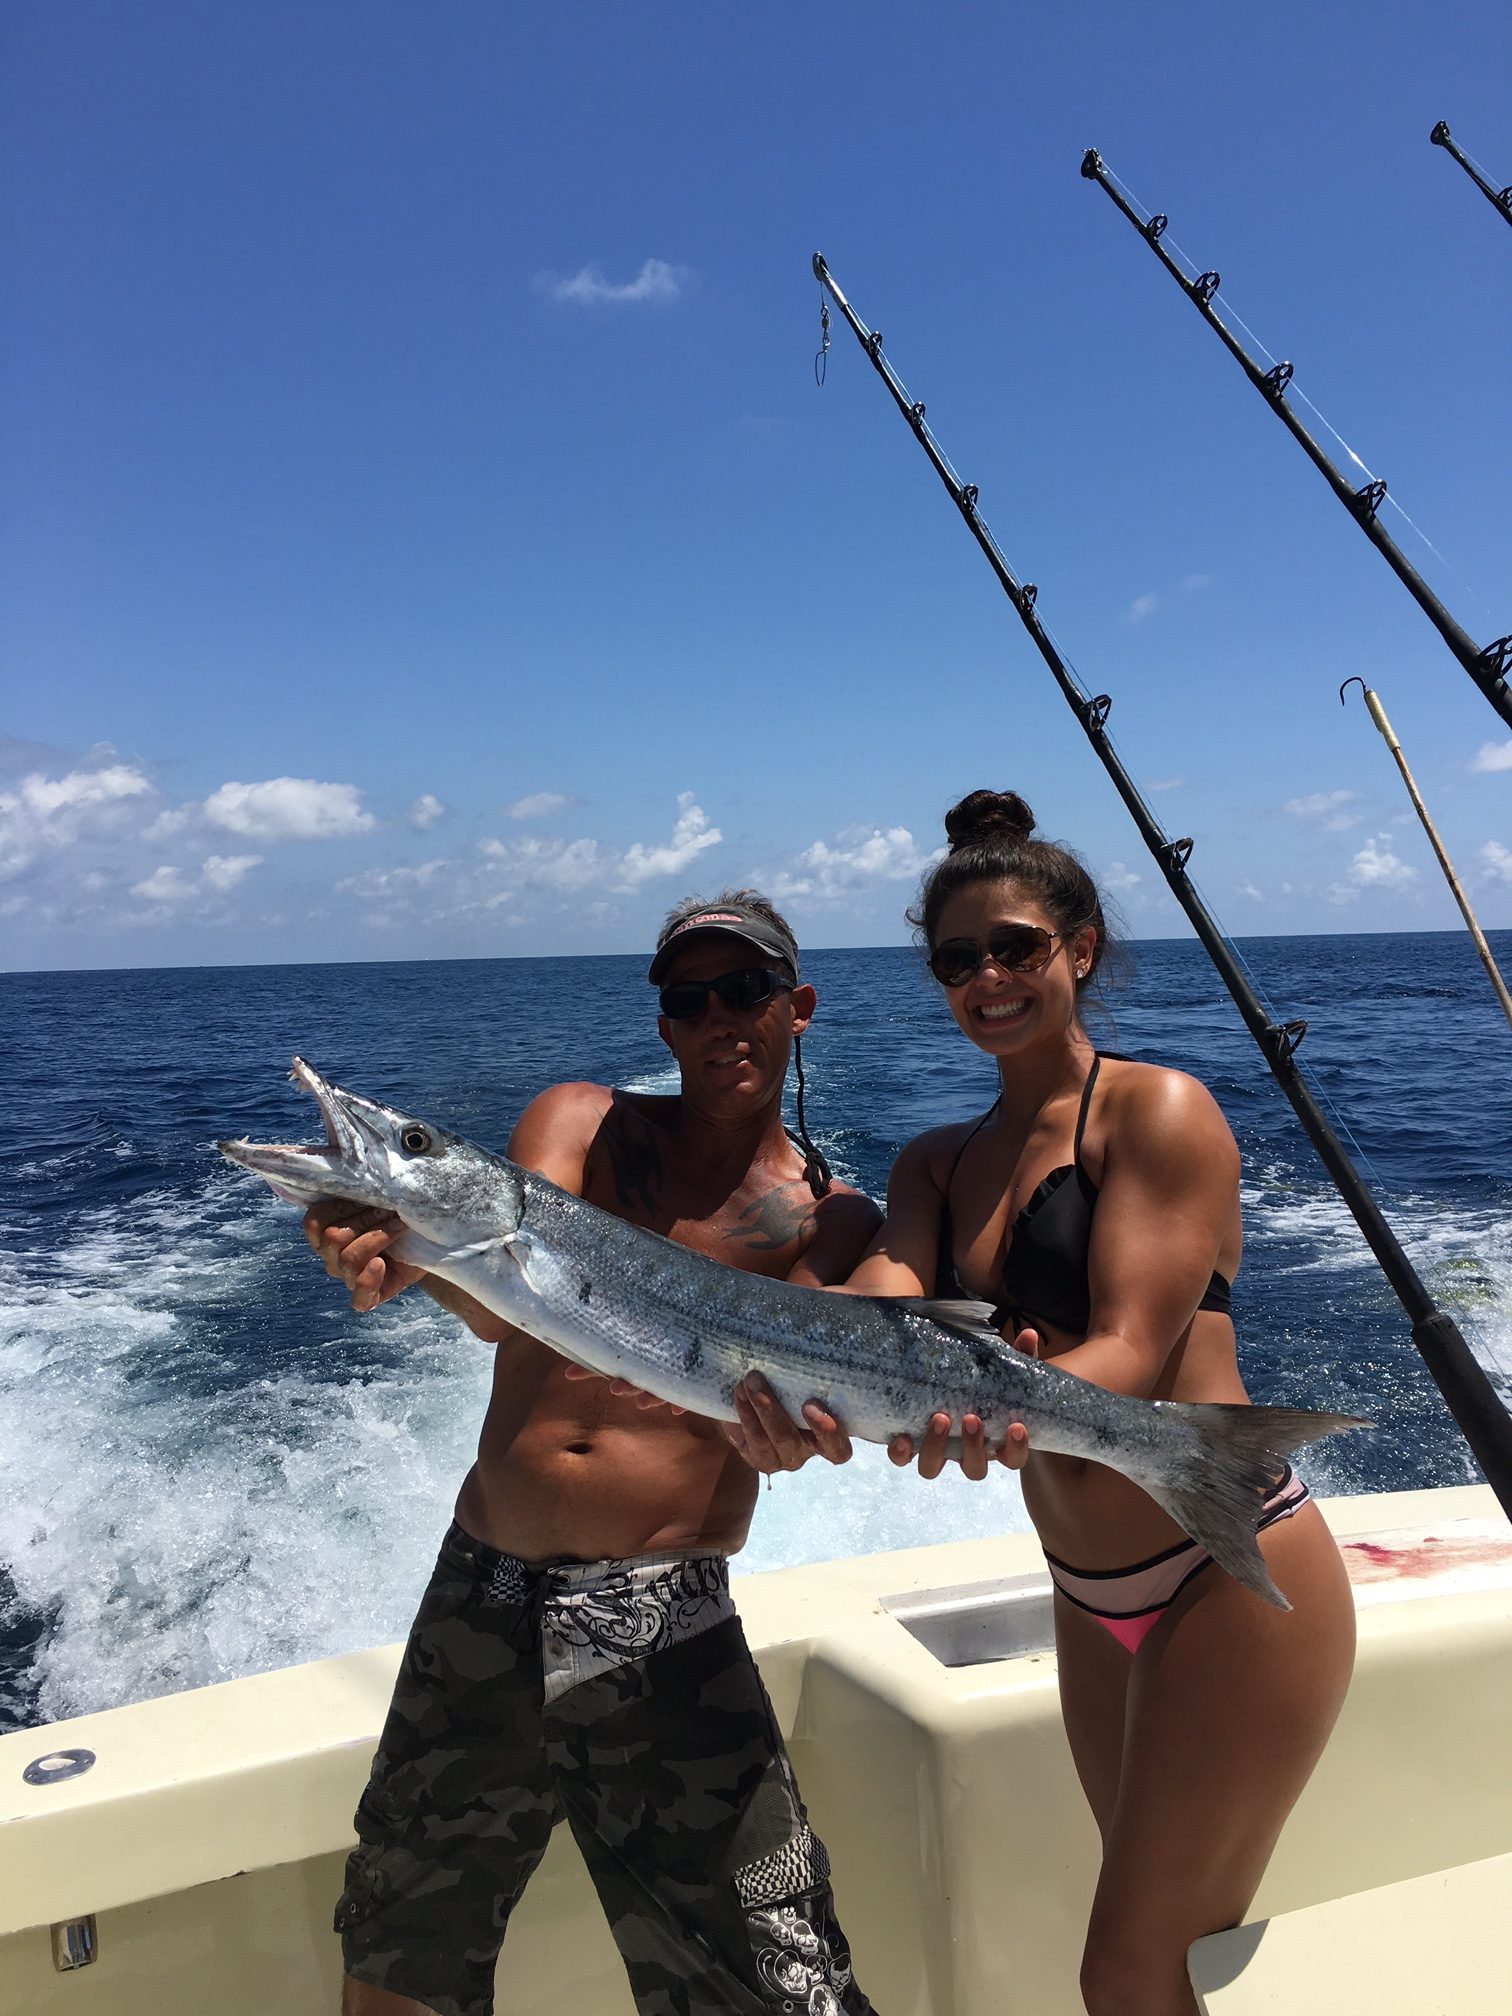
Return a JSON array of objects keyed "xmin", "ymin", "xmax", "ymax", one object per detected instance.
[{"xmin": 220, "ymin": 1058, "xmax": 1368, "ymax": 1609}]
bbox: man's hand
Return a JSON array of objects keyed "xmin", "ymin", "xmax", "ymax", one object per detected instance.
[
  {"xmin": 721, "ymin": 1374, "xmax": 853, "ymax": 1473},
  {"xmin": 302, "ymin": 1200, "xmax": 427, "ymax": 1314}
]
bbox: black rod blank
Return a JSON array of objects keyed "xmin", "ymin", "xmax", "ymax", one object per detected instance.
[
  {"xmin": 1080, "ymin": 149, "xmax": 1511, "ymax": 731},
  {"xmin": 811, "ymin": 247, "xmax": 1512, "ymax": 1518},
  {"xmin": 1431, "ymin": 120, "xmax": 1512, "ymax": 231}
]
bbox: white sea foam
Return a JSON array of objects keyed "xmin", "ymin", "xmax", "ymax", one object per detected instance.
[
  {"xmin": 617, "ymin": 1062, "xmax": 682, "ymax": 1095},
  {"xmin": 738, "ymin": 1447, "xmax": 1031, "ymax": 1575},
  {"xmin": 2, "ymin": 1157, "xmax": 1507, "ymax": 1729},
  {"xmin": 1240, "ymin": 1158, "xmax": 1512, "ymax": 1393},
  {"xmin": 0, "ymin": 1181, "xmax": 493, "ymax": 1728},
  {"xmin": 0, "ymin": 1160, "xmax": 1029, "ymax": 1727}
]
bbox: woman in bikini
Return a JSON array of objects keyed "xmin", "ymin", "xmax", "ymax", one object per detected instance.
[{"xmin": 728, "ymin": 788, "xmax": 1357, "ymax": 2016}]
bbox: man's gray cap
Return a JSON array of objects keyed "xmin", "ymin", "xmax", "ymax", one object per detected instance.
[{"xmin": 648, "ymin": 903, "xmax": 800, "ymax": 986}]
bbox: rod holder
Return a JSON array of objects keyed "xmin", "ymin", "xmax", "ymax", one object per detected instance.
[{"xmin": 52, "ymin": 1918, "xmax": 98, "ymax": 1972}]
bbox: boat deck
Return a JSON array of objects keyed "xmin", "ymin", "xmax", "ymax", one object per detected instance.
[{"xmin": 2, "ymin": 1485, "xmax": 1509, "ymax": 2014}]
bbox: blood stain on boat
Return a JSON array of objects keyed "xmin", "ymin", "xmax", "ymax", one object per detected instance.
[{"xmin": 1342, "ymin": 1529, "xmax": 1512, "ymax": 1584}]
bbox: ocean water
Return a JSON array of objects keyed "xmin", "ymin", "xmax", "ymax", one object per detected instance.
[{"xmin": 3, "ymin": 933, "xmax": 1510, "ymax": 1735}]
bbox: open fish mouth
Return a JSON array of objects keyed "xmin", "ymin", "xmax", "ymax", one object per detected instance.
[{"xmin": 217, "ymin": 1056, "xmax": 391, "ymax": 1200}]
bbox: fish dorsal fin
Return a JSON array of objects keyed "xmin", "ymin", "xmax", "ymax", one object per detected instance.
[{"xmin": 892, "ymin": 1297, "xmax": 1004, "ymax": 1340}]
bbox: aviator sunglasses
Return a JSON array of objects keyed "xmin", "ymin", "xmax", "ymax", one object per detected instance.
[
  {"xmin": 928, "ymin": 923, "xmax": 1066, "ymax": 990},
  {"xmin": 659, "ymin": 967, "xmax": 795, "ymax": 1021}
]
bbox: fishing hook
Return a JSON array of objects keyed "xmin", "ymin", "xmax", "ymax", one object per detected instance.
[{"xmin": 1339, "ymin": 676, "xmax": 1367, "ymax": 706}]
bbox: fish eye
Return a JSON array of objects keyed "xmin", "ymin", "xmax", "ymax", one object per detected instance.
[{"xmin": 399, "ymin": 1124, "xmax": 432, "ymax": 1155}]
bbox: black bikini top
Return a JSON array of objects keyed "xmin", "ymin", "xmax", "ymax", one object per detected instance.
[{"xmin": 935, "ymin": 1053, "xmax": 1232, "ymax": 1334}]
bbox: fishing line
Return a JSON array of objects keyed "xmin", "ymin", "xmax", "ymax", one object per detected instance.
[
  {"xmin": 1025, "ymin": 606, "xmax": 1434, "ymax": 1204},
  {"xmin": 1034, "ymin": 601, "xmax": 1512, "ymax": 1373},
  {"xmin": 1084, "ymin": 151, "xmax": 1510, "ymax": 726},
  {"xmin": 811, "ymin": 247, "xmax": 1512, "ymax": 1511},
  {"xmin": 1430, "ymin": 120, "xmax": 1512, "ymax": 234},
  {"xmin": 1036, "ymin": 567, "xmax": 1502, "ymax": 1368},
  {"xmin": 1096, "ymin": 159, "xmax": 1494, "ymax": 618}
]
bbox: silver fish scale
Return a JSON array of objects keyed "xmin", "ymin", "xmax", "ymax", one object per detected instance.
[
  {"xmin": 220, "ymin": 1062, "xmax": 1368, "ymax": 1608},
  {"xmin": 468, "ymin": 1171, "xmax": 1172, "ymax": 1465}
]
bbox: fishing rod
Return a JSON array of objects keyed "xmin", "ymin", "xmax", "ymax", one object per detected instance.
[
  {"xmin": 1430, "ymin": 121, "xmax": 1512, "ymax": 232},
  {"xmin": 811, "ymin": 248, "xmax": 1512, "ymax": 1517},
  {"xmin": 1340, "ymin": 677, "xmax": 1512, "ymax": 1033},
  {"xmin": 1080, "ymin": 150, "xmax": 1512, "ymax": 732}
]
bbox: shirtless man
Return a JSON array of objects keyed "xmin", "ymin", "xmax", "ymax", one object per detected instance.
[{"xmin": 305, "ymin": 891, "xmax": 882, "ymax": 2016}]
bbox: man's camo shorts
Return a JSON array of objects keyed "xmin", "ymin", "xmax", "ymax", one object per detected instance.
[{"xmin": 335, "ymin": 1523, "xmax": 875, "ymax": 2016}]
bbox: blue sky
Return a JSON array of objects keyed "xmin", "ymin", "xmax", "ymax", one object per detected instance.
[{"xmin": 4, "ymin": 1, "xmax": 1509, "ymax": 971}]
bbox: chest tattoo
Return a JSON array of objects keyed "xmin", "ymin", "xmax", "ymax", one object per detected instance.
[{"xmin": 722, "ymin": 1183, "xmax": 816, "ymax": 1256}]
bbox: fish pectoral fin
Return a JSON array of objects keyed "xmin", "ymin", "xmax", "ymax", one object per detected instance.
[
  {"xmin": 390, "ymin": 1228, "xmax": 513, "ymax": 1271},
  {"xmin": 893, "ymin": 1296, "xmax": 1005, "ymax": 1340},
  {"xmin": 499, "ymin": 1229, "xmax": 543, "ymax": 1290},
  {"xmin": 389, "ymin": 1227, "xmax": 459, "ymax": 1272}
]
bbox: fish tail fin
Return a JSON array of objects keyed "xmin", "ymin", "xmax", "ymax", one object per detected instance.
[{"xmin": 1144, "ymin": 1403, "xmax": 1370, "ymax": 1611}]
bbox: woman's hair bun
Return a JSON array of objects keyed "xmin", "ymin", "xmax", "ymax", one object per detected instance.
[{"xmin": 943, "ymin": 789, "xmax": 1036, "ymax": 851}]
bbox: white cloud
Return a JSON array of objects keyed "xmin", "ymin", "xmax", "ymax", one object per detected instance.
[
  {"xmin": 409, "ymin": 794, "xmax": 446, "ymax": 831},
  {"xmin": 321, "ymin": 797, "xmax": 723, "ymax": 929},
  {"xmin": 1329, "ymin": 833, "xmax": 1418, "ymax": 904},
  {"xmin": 7, "ymin": 765, "xmax": 150, "ymax": 820},
  {"xmin": 142, "ymin": 806, "xmax": 192, "ymax": 841},
  {"xmin": 202, "ymin": 778, "xmax": 375, "ymax": 841},
  {"xmin": 539, "ymin": 258, "xmax": 688, "ymax": 307},
  {"xmin": 131, "ymin": 865, "xmax": 197, "ymax": 903},
  {"xmin": 1238, "ymin": 881, "xmax": 1264, "ymax": 900},
  {"xmin": 502, "ymin": 836, "xmax": 608, "ymax": 891},
  {"xmin": 0, "ymin": 762, "xmax": 153, "ymax": 879},
  {"xmin": 615, "ymin": 793, "xmax": 722, "ymax": 888},
  {"xmin": 1125, "ymin": 576, "xmax": 1207, "ymax": 624},
  {"xmin": 1471, "ymin": 741, "xmax": 1512, "ymax": 774},
  {"xmin": 1481, "ymin": 841, "xmax": 1512, "ymax": 885},
  {"xmin": 769, "ymin": 823, "xmax": 937, "ymax": 903},
  {"xmin": 481, "ymin": 795, "xmax": 721, "ymax": 898},
  {"xmin": 201, "ymin": 853, "xmax": 263, "ymax": 893},
  {"xmin": 335, "ymin": 860, "xmax": 450, "ymax": 898},
  {"xmin": 1103, "ymin": 861, "xmax": 1141, "ymax": 894},
  {"xmin": 1350, "ymin": 836, "xmax": 1416, "ymax": 888},
  {"xmin": 1148, "ymin": 776, "xmax": 1185, "ymax": 792},
  {"xmin": 1285, "ymin": 789, "xmax": 1361, "ymax": 832},
  {"xmin": 132, "ymin": 855, "xmax": 263, "ymax": 904},
  {"xmin": 507, "ymin": 791, "xmax": 572, "ymax": 821}
]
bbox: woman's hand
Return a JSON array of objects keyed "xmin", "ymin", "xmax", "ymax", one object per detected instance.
[
  {"xmin": 888, "ymin": 1325, "xmax": 1037, "ymax": 1479},
  {"xmin": 887, "ymin": 1414, "xmax": 1030, "ymax": 1480},
  {"xmin": 720, "ymin": 1374, "xmax": 853, "ymax": 1473},
  {"xmin": 302, "ymin": 1200, "xmax": 427, "ymax": 1313}
]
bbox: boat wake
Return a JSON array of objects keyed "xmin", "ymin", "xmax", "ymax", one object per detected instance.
[{"xmin": 2, "ymin": 1147, "xmax": 1506, "ymax": 1733}]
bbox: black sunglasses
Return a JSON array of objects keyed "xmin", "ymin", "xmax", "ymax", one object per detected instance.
[
  {"xmin": 659, "ymin": 967, "xmax": 795, "ymax": 1022},
  {"xmin": 928, "ymin": 924, "xmax": 1065, "ymax": 989}
]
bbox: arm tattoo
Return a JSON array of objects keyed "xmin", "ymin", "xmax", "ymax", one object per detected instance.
[{"xmin": 723, "ymin": 1183, "xmax": 817, "ymax": 1255}]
